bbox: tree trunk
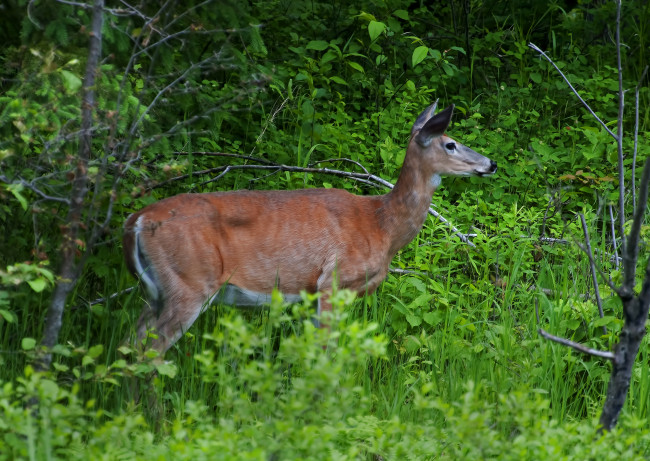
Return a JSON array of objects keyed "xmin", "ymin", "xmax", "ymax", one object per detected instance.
[
  {"xmin": 37, "ymin": 0, "xmax": 104, "ymax": 371},
  {"xmin": 598, "ymin": 158, "xmax": 650, "ymax": 431}
]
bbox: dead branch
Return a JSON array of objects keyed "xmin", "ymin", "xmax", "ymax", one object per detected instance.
[
  {"xmin": 579, "ymin": 213, "xmax": 606, "ymax": 334},
  {"xmin": 608, "ymin": 204, "xmax": 620, "ymax": 271},
  {"xmin": 528, "ymin": 43, "xmax": 616, "ymax": 140},
  {"xmin": 537, "ymin": 328, "xmax": 615, "ymax": 361},
  {"xmin": 631, "ymin": 66, "xmax": 649, "ymax": 212}
]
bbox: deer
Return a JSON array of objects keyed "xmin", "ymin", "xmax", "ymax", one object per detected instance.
[{"xmin": 123, "ymin": 101, "xmax": 497, "ymax": 355}]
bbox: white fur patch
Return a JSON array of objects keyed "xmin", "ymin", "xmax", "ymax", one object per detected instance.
[
  {"xmin": 131, "ymin": 216, "xmax": 160, "ymax": 302},
  {"xmin": 211, "ymin": 284, "xmax": 302, "ymax": 308},
  {"xmin": 430, "ymin": 174, "xmax": 442, "ymax": 188}
]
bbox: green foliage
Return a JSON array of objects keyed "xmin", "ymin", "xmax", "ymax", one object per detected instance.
[
  {"xmin": 1, "ymin": 0, "xmax": 650, "ymax": 456},
  {"xmin": 1, "ymin": 305, "xmax": 649, "ymax": 459}
]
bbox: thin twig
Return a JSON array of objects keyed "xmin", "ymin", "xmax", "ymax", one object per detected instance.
[
  {"xmin": 535, "ymin": 298, "xmax": 613, "ymax": 360},
  {"xmin": 174, "ymin": 152, "xmax": 275, "ymax": 165},
  {"xmin": 528, "ymin": 43, "xmax": 617, "ymax": 140},
  {"xmin": 609, "ymin": 204, "xmax": 619, "ymax": 271},
  {"xmin": 72, "ymin": 286, "xmax": 137, "ymax": 311},
  {"xmin": 614, "ymin": 1, "xmax": 626, "ymax": 255},
  {"xmin": 198, "ymin": 166, "xmax": 232, "ymax": 186},
  {"xmin": 0, "ymin": 176, "xmax": 72, "ymax": 205},
  {"xmin": 389, "ymin": 267, "xmax": 429, "ymax": 277},
  {"xmin": 580, "ymin": 213, "xmax": 606, "ymax": 334},
  {"xmin": 537, "ymin": 328, "xmax": 615, "ymax": 360},
  {"xmin": 311, "ymin": 157, "xmax": 371, "ymax": 175},
  {"xmin": 576, "ymin": 240, "xmax": 619, "ymax": 295},
  {"xmin": 255, "ymin": 97, "xmax": 289, "ymax": 147},
  {"xmin": 632, "ymin": 65, "xmax": 649, "ymax": 210},
  {"xmin": 529, "ymin": 285, "xmax": 591, "ymax": 300}
]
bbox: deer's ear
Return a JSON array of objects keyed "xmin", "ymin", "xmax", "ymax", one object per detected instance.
[
  {"xmin": 411, "ymin": 99, "xmax": 439, "ymax": 135},
  {"xmin": 414, "ymin": 104, "xmax": 454, "ymax": 147}
]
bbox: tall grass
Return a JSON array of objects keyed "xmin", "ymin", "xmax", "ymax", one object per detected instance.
[{"xmin": 3, "ymin": 248, "xmax": 650, "ymax": 459}]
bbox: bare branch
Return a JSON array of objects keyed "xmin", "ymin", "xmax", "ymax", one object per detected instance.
[
  {"xmin": 609, "ymin": 205, "xmax": 620, "ymax": 271},
  {"xmin": 0, "ymin": 176, "xmax": 71, "ymax": 205},
  {"xmin": 579, "ymin": 213, "xmax": 606, "ymax": 334},
  {"xmin": 54, "ymin": 0, "xmax": 91, "ymax": 8},
  {"xmin": 614, "ymin": 0, "xmax": 627, "ymax": 254},
  {"xmin": 528, "ymin": 43, "xmax": 617, "ymax": 140},
  {"xmin": 537, "ymin": 328, "xmax": 615, "ymax": 361},
  {"xmin": 255, "ymin": 97, "xmax": 289, "ymax": 147},
  {"xmin": 575, "ymin": 240, "xmax": 619, "ymax": 295},
  {"xmin": 72, "ymin": 286, "xmax": 137, "ymax": 311},
  {"xmin": 173, "ymin": 151, "xmax": 275, "ymax": 165},
  {"xmin": 632, "ymin": 65, "xmax": 649, "ymax": 210},
  {"xmin": 536, "ymin": 298, "xmax": 613, "ymax": 360},
  {"xmin": 311, "ymin": 158, "xmax": 371, "ymax": 175},
  {"xmin": 389, "ymin": 267, "xmax": 429, "ymax": 277}
]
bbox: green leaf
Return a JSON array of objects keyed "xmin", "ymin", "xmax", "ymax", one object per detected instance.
[
  {"xmin": 248, "ymin": 24, "xmax": 267, "ymax": 55},
  {"xmin": 530, "ymin": 72, "xmax": 542, "ymax": 83},
  {"xmin": 441, "ymin": 62, "xmax": 455, "ymax": 76},
  {"xmin": 406, "ymin": 312, "xmax": 422, "ymax": 327},
  {"xmin": 7, "ymin": 183, "xmax": 28, "ymax": 211},
  {"xmin": 21, "ymin": 337, "xmax": 36, "ymax": 350},
  {"xmin": 59, "ymin": 70, "xmax": 82, "ymax": 93},
  {"xmin": 306, "ymin": 40, "xmax": 329, "ymax": 51},
  {"xmin": 329, "ymin": 76, "xmax": 347, "ymax": 85},
  {"xmin": 88, "ymin": 344, "xmax": 104, "ymax": 359},
  {"xmin": 52, "ymin": 344, "xmax": 71, "ymax": 356},
  {"xmin": 412, "ymin": 46, "xmax": 428, "ymax": 67},
  {"xmin": 347, "ymin": 61, "xmax": 364, "ymax": 73},
  {"xmin": 593, "ymin": 316, "xmax": 619, "ymax": 328},
  {"xmin": 0, "ymin": 309, "xmax": 16, "ymax": 323},
  {"xmin": 110, "ymin": 359, "xmax": 127, "ymax": 369},
  {"xmin": 393, "ymin": 9, "xmax": 409, "ymax": 20},
  {"xmin": 155, "ymin": 362, "xmax": 178, "ymax": 378},
  {"xmin": 117, "ymin": 345, "xmax": 135, "ymax": 356},
  {"xmin": 320, "ymin": 49, "xmax": 338, "ymax": 65},
  {"xmin": 368, "ymin": 21, "xmax": 386, "ymax": 41},
  {"xmin": 27, "ymin": 278, "xmax": 48, "ymax": 293},
  {"xmin": 39, "ymin": 379, "xmax": 60, "ymax": 400},
  {"xmin": 53, "ymin": 362, "xmax": 69, "ymax": 372},
  {"xmin": 423, "ymin": 311, "xmax": 442, "ymax": 327}
]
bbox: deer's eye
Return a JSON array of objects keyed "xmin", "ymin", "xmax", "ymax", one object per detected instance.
[{"xmin": 445, "ymin": 142, "xmax": 456, "ymax": 151}]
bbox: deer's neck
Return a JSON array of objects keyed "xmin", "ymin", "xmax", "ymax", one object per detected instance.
[{"xmin": 379, "ymin": 153, "xmax": 438, "ymax": 256}]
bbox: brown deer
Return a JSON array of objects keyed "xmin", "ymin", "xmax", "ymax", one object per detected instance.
[{"xmin": 123, "ymin": 101, "xmax": 497, "ymax": 354}]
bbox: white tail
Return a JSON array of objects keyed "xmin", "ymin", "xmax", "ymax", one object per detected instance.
[{"xmin": 123, "ymin": 102, "xmax": 497, "ymax": 354}]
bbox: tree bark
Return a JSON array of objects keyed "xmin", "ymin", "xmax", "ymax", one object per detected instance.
[
  {"xmin": 37, "ymin": 0, "xmax": 104, "ymax": 371},
  {"xmin": 599, "ymin": 279, "xmax": 650, "ymax": 431}
]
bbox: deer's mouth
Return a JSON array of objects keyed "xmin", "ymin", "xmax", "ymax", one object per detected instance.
[{"xmin": 475, "ymin": 161, "xmax": 498, "ymax": 176}]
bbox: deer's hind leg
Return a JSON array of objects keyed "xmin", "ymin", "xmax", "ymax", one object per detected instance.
[{"xmin": 135, "ymin": 283, "xmax": 215, "ymax": 355}]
